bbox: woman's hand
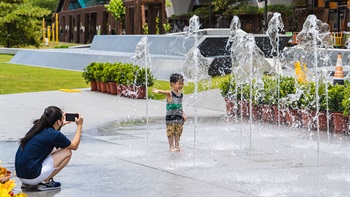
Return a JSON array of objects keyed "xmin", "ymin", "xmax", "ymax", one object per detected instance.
[{"xmin": 75, "ymin": 112, "xmax": 83, "ymax": 126}]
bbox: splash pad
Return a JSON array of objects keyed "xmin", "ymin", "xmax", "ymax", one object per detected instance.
[{"xmin": 4, "ymin": 14, "xmax": 350, "ymax": 196}]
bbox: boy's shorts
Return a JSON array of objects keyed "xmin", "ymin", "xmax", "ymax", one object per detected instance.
[
  {"xmin": 166, "ymin": 123, "xmax": 183, "ymax": 137},
  {"xmin": 18, "ymin": 155, "xmax": 56, "ymax": 185}
]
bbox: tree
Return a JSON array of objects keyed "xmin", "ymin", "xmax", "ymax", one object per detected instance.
[
  {"xmin": 29, "ymin": 0, "xmax": 58, "ymax": 11},
  {"xmin": 0, "ymin": 0, "xmax": 50, "ymax": 48},
  {"xmin": 213, "ymin": 0, "xmax": 238, "ymax": 13},
  {"xmin": 28, "ymin": 0, "xmax": 58, "ymax": 23},
  {"xmin": 105, "ymin": 0, "xmax": 125, "ymax": 34}
]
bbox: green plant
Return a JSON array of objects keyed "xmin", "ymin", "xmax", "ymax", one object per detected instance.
[
  {"xmin": 219, "ymin": 75, "xmax": 236, "ymax": 99},
  {"xmin": 224, "ymin": 4, "xmax": 261, "ymax": 16},
  {"xmin": 115, "ymin": 63, "xmax": 134, "ymax": 85},
  {"xmin": 251, "ymin": 80, "xmax": 264, "ymax": 106},
  {"xmin": 108, "ymin": 62, "xmax": 121, "ymax": 83},
  {"xmin": 142, "ymin": 23, "xmax": 149, "ymax": 34},
  {"xmin": 342, "ymin": 85, "xmax": 350, "ymax": 115},
  {"xmin": 328, "ymin": 84, "xmax": 345, "ymax": 113},
  {"xmin": 134, "ymin": 66, "xmax": 155, "ymax": 87},
  {"xmin": 275, "ymin": 75, "xmax": 297, "ymax": 108},
  {"xmin": 298, "ymin": 82, "xmax": 314, "ymax": 110},
  {"xmin": 163, "ymin": 20, "xmax": 171, "ymax": 33},
  {"xmin": 165, "ymin": 0, "xmax": 172, "ymax": 7},
  {"xmin": 262, "ymin": 77, "xmax": 278, "ymax": 105},
  {"xmin": 105, "ymin": 0, "xmax": 125, "ymax": 20},
  {"xmin": 101, "ymin": 62, "xmax": 113, "ymax": 83},
  {"xmin": 279, "ymin": 76, "xmax": 296, "ymax": 98},
  {"xmin": 82, "ymin": 62, "xmax": 97, "ymax": 84},
  {"xmin": 54, "ymin": 44, "xmax": 69, "ymax": 48},
  {"xmin": 93, "ymin": 62, "xmax": 104, "ymax": 82},
  {"xmin": 318, "ymin": 82, "xmax": 330, "ymax": 112}
]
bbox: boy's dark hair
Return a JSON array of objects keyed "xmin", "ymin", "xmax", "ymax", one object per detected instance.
[{"xmin": 170, "ymin": 73, "xmax": 184, "ymax": 83}]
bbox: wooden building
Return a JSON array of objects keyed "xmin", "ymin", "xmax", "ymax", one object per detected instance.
[
  {"xmin": 295, "ymin": 0, "xmax": 350, "ymax": 32},
  {"xmin": 56, "ymin": 0, "xmax": 166, "ymax": 44},
  {"xmin": 124, "ymin": 0, "xmax": 166, "ymax": 34}
]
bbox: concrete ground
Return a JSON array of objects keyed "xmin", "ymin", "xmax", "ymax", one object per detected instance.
[{"xmin": 1, "ymin": 89, "xmax": 350, "ymax": 197}]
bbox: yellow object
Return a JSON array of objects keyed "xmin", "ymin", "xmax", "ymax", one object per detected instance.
[
  {"xmin": 52, "ymin": 24, "xmax": 55, "ymax": 43},
  {"xmin": 56, "ymin": 13, "xmax": 59, "ymax": 45},
  {"xmin": 295, "ymin": 61, "xmax": 308, "ymax": 84},
  {"xmin": 59, "ymin": 89, "xmax": 81, "ymax": 92},
  {"xmin": 42, "ymin": 19, "xmax": 45, "ymax": 43},
  {"xmin": 318, "ymin": 0, "xmax": 325, "ymax": 7},
  {"xmin": 47, "ymin": 26, "xmax": 50, "ymax": 45},
  {"xmin": 330, "ymin": 2, "xmax": 337, "ymax": 9},
  {"xmin": 332, "ymin": 32, "xmax": 343, "ymax": 48}
]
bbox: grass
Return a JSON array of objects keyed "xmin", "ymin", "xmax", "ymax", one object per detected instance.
[
  {"xmin": 0, "ymin": 42, "xmax": 82, "ymax": 49},
  {"xmin": 0, "ymin": 54, "xmax": 229, "ymax": 98},
  {"xmin": 0, "ymin": 54, "xmax": 89, "ymax": 94}
]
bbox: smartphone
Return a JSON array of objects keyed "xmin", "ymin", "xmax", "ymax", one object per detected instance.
[{"xmin": 65, "ymin": 113, "xmax": 79, "ymax": 121}]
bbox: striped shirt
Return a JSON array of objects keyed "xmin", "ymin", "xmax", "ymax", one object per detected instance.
[{"xmin": 166, "ymin": 90, "xmax": 184, "ymax": 124}]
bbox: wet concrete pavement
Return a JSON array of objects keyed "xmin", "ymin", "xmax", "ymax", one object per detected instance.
[{"xmin": 1, "ymin": 89, "xmax": 350, "ymax": 196}]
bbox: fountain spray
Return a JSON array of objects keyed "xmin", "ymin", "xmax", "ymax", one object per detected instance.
[
  {"xmin": 266, "ymin": 12, "xmax": 284, "ymax": 126},
  {"xmin": 183, "ymin": 15, "xmax": 210, "ymax": 167},
  {"xmin": 228, "ymin": 16, "xmax": 246, "ymax": 154},
  {"xmin": 134, "ymin": 36, "xmax": 152, "ymax": 155},
  {"xmin": 296, "ymin": 14, "xmax": 333, "ymax": 194}
]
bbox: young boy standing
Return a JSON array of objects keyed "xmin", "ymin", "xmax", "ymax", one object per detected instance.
[{"xmin": 153, "ymin": 73, "xmax": 187, "ymax": 152}]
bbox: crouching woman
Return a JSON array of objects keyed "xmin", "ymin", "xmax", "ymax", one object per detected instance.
[{"xmin": 15, "ymin": 106, "xmax": 83, "ymax": 191}]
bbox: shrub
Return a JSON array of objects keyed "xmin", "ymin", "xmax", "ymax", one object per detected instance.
[
  {"xmin": 342, "ymin": 85, "xmax": 350, "ymax": 115},
  {"xmin": 82, "ymin": 62, "xmax": 97, "ymax": 84},
  {"xmin": 328, "ymin": 84, "xmax": 345, "ymax": 113}
]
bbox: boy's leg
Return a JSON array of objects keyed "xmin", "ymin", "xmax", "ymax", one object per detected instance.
[
  {"xmin": 168, "ymin": 135, "xmax": 175, "ymax": 150},
  {"xmin": 174, "ymin": 124, "xmax": 183, "ymax": 151},
  {"xmin": 166, "ymin": 124, "xmax": 175, "ymax": 151}
]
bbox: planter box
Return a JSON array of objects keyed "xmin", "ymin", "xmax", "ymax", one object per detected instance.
[
  {"xmin": 332, "ymin": 113, "xmax": 349, "ymax": 133},
  {"xmin": 90, "ymin": 81, "xmax": 97, "ymax": 91},
  {"xmin": 252, "ymin": 105, "xmax": 262, "ymax": 120},
  {"xmin": 125, "ymin": 85, "xmax": 146, "ymax": 99},
  {"xmin": 318, "ymin": 111, "xmax": 329, "ymax": 131},
  {"xmin": 272, "ymin": 105, "xmax": 285, "ymax": 125},
  {"xmin": 225, "ymin": 98, "xmax": 238, "ymax": 117},
  {"xmin": 285, "ymin": 108, "xmax": 301, "ymax": 127},
  {"xmin": 301, "ymin": 110, "xmax": 316, "ymax": 130},
  {"xmin": 240, "ymin": 101, "xmax": 250, "ymax": 118},
  {"xmin": 109, "ymin": 82, "xmax": 118, "ymax": 95},
  {"xmin": 96, "ymin": 81, "xmax": 101, "ymax": 91},
  {"xmin": 100, "ymin": 82, "xmax": 107, "ymax": 93},
  {"xmin": 261, "ymin": 104, "xmax": 273, "ymax": 122}
]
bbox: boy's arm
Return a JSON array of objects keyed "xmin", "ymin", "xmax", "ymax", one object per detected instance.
[
  {"xmin": 152, "ymin": 88, "xmax": 170, "ymax": 96},
  {"xmin": 153, "ymin": 88, "xmax": 172, "ymax": 102}
]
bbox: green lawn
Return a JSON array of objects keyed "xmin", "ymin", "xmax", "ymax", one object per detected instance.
[
  {"xmin": 0, "ymin": 54, "xmax": 229, "ymax": 98},
  {"xmin": 0, "ymin": 54, "xmax": 89, "ymax": 94}
]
